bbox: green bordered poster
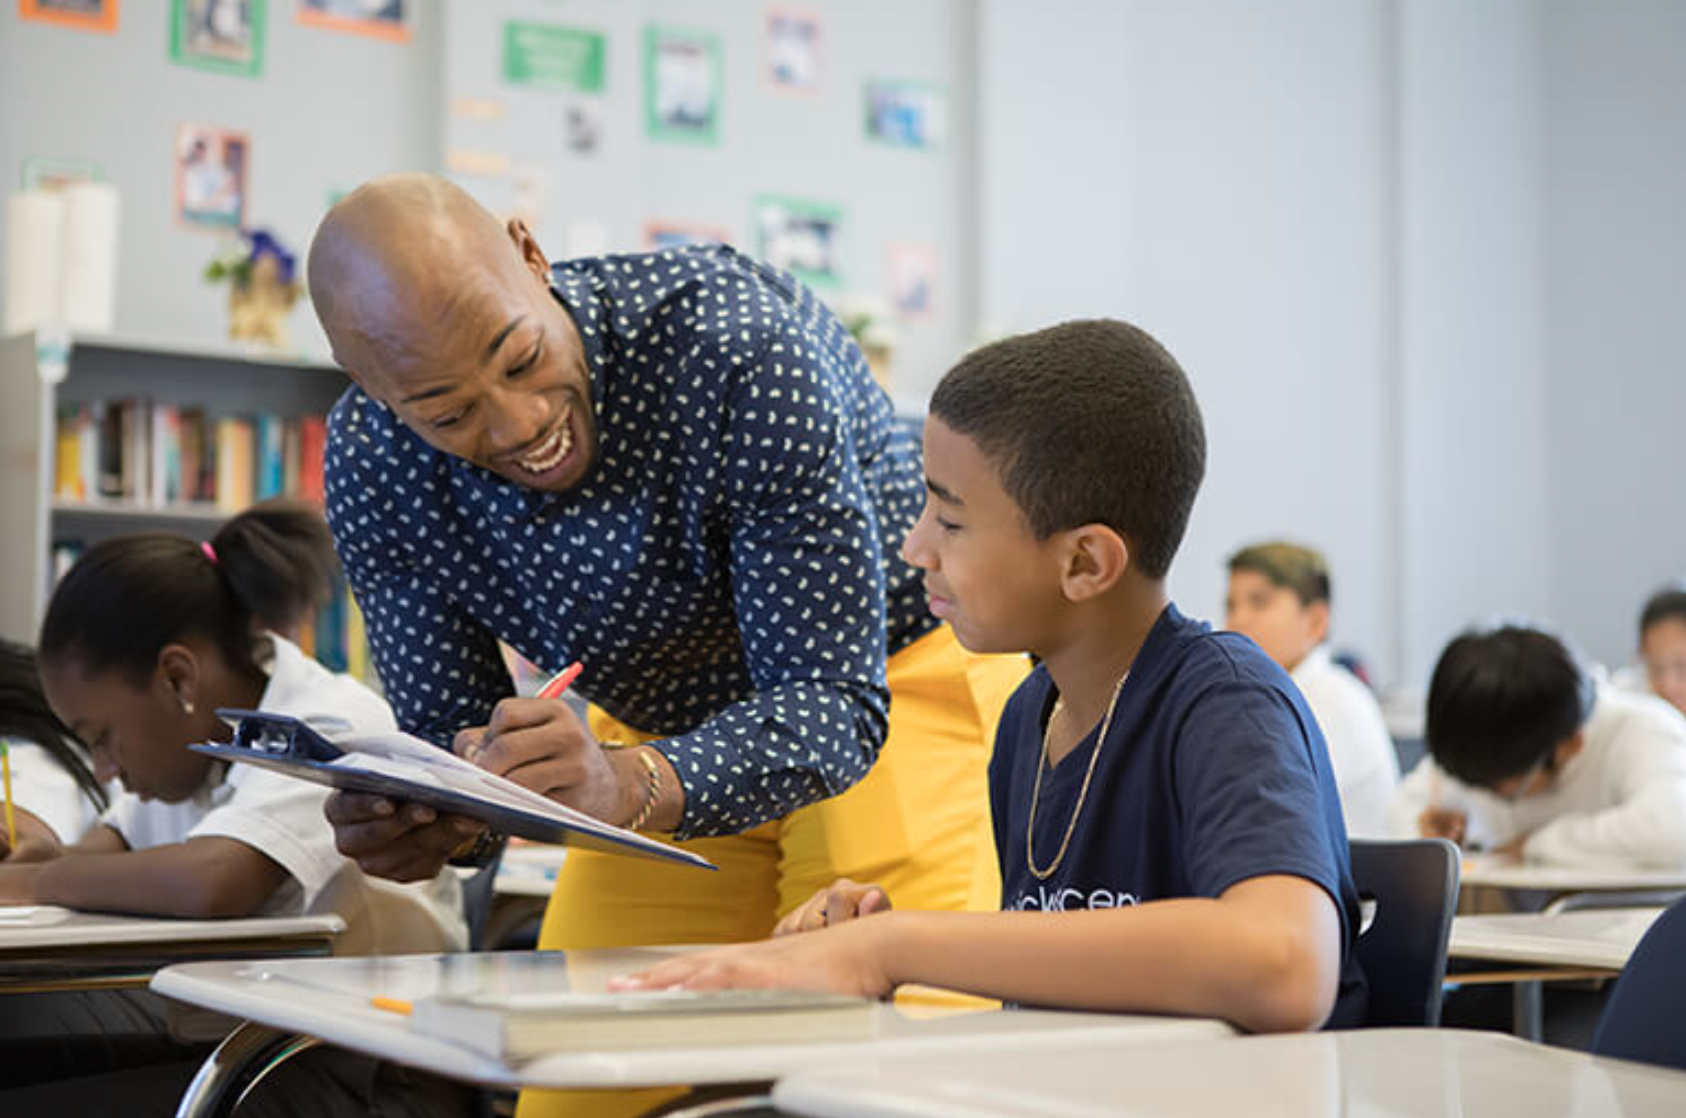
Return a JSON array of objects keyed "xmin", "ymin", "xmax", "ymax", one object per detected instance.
[
  {"xmin": 503, "ymin": 22, "xmax": 605, "ymax": 93},
  {"xmin": 753, "ymin": 194, "xmax": 841, "ymax": 288},
  {"xmin": 644, "ymin": 25, "xmax": 722, "ymax": 146},
  {"xmin": 169, "ymin": 0, "xmax": 267, "ymax": 79}
]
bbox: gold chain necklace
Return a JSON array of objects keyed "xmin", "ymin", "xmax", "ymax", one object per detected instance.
[{"xmin": 1026, "ymin": 672, "xmax": 1128, "ymax": 880}]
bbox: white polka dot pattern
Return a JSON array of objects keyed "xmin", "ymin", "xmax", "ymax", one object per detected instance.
[{"xmin": 324, "ymin": 245, "xmax": 936, "ymax": 839}]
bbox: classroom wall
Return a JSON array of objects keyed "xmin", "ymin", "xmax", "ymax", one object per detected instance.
[
  {"xmin": 437, "ymin": 0, "xmax": 975, "ymax": 414},
  {"xmin": 1395, "ymin": 0, "xmax": 1551, "ymax": 685},
  {"xmin": 0, "ymin": 3, "xmax": 442, "ymax": 356},
  {"xmin": 978, "ymin": 0, "xmax": 1685, "ymax": 687},
  {"xmin": 978, "ymin": 0, "xmax": 1400, "ymax": 684},
  {"xmin": 1540, "ymin": 0, "xmax": 1686, "ymax": 673},
  {"xmin": 4, "ymin": 2, "xmax": 1680, "ymax": 687}
]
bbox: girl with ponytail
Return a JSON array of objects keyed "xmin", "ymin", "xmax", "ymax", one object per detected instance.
[
  {"xmin": 0, "ymin": 500, "xmax": 467, "ymax": 1102},
  {"xmin": 0, "ymin": 498, "xmax": 463, "ymax": 950}
]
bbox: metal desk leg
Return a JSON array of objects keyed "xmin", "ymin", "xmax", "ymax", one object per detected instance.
[
  {"xmin": 1513, "ymin": 979, "xmax": 1544, "ymax": 1042},
  {"xmin": 174, "ymin": 1021, "xmax": 322, "ymax": 1118}
]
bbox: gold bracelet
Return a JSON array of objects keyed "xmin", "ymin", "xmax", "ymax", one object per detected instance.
[{"xmin": 603, "ymin": 743, "xmax": 662, "ymax": 831}]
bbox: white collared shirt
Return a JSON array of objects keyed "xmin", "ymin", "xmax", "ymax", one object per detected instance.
[
  {"xmin": 101, "ymin": 633, "xmax": 465, "ymax": 953},
  {"xmin": 1291, "ymin": 645, "xmax": 1400, "ymax": 839}
]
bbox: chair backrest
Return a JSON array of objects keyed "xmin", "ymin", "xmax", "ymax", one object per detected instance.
[
  {"xmin": 1590, "ymin": 894, "xmax": 1686, "ymax": 1071},
  {"xmin": 460, "ymin": 835, "xmax": 509, "ymax": 951},
  {"xmin": 1348, "ymin": 838, "xmax": 1460, "ymax": 1027}
]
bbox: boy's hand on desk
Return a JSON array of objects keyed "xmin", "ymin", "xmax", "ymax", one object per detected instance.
[
  {"xmin": 610, "ymin": 915, "xmax": 896, "ymax": 1000},
  {"xmin": 324, "ymin": 791, "xmax": 483, "ymax": 883},
  {"xmin": 775, "ymin": 878, "xmax": 893, "ymax": 936},
  {"xmin": 1418, "ymin": 807, "xmax": 1467, "ymax": 845},
  {"xmin": 459, "ymin": 698, "xmax": 642, "ymax": 828}
]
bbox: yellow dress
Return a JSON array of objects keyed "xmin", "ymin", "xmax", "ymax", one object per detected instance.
[{"xmin": 516, "ymin": 624, "xmax": 1026, "ymax": 1118}]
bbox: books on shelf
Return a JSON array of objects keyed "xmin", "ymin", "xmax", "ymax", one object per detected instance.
[
  {"xmin": 405, "ymin": 986, "xmax": 878, "ymax": 1062},
  {"xmin": 53, "ymin": 398, "xmax": 328, "ymax": 512}
]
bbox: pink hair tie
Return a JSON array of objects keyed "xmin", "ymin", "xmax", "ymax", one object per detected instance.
[{"xmin": 201, "ymin": 541, "xmax": 218, "ymax": 564}]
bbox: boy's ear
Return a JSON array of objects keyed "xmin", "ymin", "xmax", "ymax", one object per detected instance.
[
  {"xmin": 155, "ymin": 643, "xmax": 202, "ymax": 712},
  {"xmin": 1305, "ymin": 600, "xmax": 1332, "ymax": 645},
  {"xmin": 1555, "ymin": 729, "xmax": 1586, "ymax": 768},
  {"xmin": 1059, "ymin": 524, "xmax": 1130, "ymax": 602}
]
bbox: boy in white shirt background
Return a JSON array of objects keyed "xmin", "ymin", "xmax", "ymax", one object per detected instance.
[
  {"xmin": 1391, "ymin": 623, "xmax": 1686, "ymax": 869},
  {"xmin": 1225, "ymin": 541, "xmax": 1400, "ymax": 838}
]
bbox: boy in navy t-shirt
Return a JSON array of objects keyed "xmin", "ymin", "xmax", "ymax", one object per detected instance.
[{"xmin": 616, "ymin": 319, "xmax": 1367, "ymax": 1031}]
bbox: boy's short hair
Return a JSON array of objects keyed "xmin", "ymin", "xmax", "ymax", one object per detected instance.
[
  {"xmin": 1640, "ymin": 584, "xmax": 1686, "ymax": 635},
  {"xmin": 1227, "ymin": 541, "xmax": 1331, "ymax": 606},
  {"xmin": 1425, "ymin": 624, "xmax": 1593, "ymax": 788},
  {"xmin": 929, "ymin": 319, "xmax": 1205, "ymax": 579}
]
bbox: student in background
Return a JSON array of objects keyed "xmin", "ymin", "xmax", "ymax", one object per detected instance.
[
  {"xmin": 1391, "ymin": 624, "xmax": 1686, "ymax": 868},
  {"xmin": 616, "ymin": 319, "xmax": 1367, "ymax": 1031},
  {"xmin": 1224, "ymin": 542, "xmax": 1400, "ymax": 838},
  {"xmin": 0, "ymin": 641, "xmax": 109, "ymax": 862},
  {"xmin": 0, "ymin": 502, "xmax": 469, "ymax": 1116},
  {"xmin": 1636, "ymin": 585, "xmax": 1686, "ymax": 718}
]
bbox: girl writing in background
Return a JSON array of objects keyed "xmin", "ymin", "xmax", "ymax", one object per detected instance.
[{"xmin": 0, "ymin": 501, "xmax": 468, "ymax": 1116}]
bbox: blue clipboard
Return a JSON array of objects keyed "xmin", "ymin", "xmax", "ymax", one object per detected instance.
[{"xmin": 193, "ymin": 710, "xmax": 714, "ymax": 870}]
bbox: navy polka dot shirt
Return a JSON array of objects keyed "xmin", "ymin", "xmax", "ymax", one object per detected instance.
[{"xmin": 325, "ymin": 245, "xmax": 938, "ymax": 838}]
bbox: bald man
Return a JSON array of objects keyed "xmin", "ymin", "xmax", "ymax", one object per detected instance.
[{"xmin": 308, "ymin": 177, "xmax": 1023, "ymax": 1065}]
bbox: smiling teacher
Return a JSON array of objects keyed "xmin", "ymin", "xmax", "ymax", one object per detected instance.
[{"xmin": 307, "ymin": 173, "xmax": 1023, "ymax": 1114}]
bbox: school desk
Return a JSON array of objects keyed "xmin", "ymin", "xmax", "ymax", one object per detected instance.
[
  {"xmin": 0, "ymin": 905, "xmax": 345, "ymax": 993},
  {"xmin": 151, "ymin": 947, "xmax": 1235, "ymax": 1118},
  {"xmin": 1447, "ymin": 906, "xmax": 1665, "ymax": 1041},
  {"xmin": 772, "ymin": 1027, "xmax": 1686, "ymax": 1118},
  {"xmin": 1460, "ymin": 855, "xmax": 1686, "ymax": 899},
  {"xmin": 1451, "ymin": 906, "xmax": 1663, "ymax": 976}
]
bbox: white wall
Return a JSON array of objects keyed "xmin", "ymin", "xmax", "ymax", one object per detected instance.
[
  {"xmin": 1541, "ymin": 0, "xmax": 1686, "ymax": 669},
  {"xmin": 1396, "ymin": 0, "xmax": 1550, "ymax": 680},
  {"xmin": 980, "ymin": 0, "xmax": 1399, "ymax": 682},
  {"xmin": 980, "ymin": 0, "xmax": 1686, "ymax": 687}
]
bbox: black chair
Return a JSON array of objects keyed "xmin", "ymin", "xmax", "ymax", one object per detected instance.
[
  {"xmin": 1348, "ymin": 838, "xmax": 1460, "ymax": 1026},
  {"xmin": 460, "ymin": 834, "xmax": 509, "ymax": 951},
  {"xmin": 1590, "ymin": 894, "xmax": 1686, "ymax": 1071}
]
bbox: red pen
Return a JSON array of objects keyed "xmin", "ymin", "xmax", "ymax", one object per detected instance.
[{"xmin": 537, "ymin": 661, "xmax": 584, "ymax": 701}]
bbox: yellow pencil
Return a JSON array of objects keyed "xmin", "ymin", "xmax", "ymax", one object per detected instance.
[{"xmin": 2, "ymin": 742, "xmax": 16, "ymax": 852}]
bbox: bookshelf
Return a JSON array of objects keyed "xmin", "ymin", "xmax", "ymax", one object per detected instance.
[{"xmin": 0, "ymin": 331, "xmax": 352, "ymax": 650}]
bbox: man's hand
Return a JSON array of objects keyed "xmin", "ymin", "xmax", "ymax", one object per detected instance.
[
  {"xmin": 774, "ymin": 878, "xmax": 893, "ymax": 936},
  {"xmin": 324, "ymin": 792, "xmax": 483, "ymax": 883},
  {"xmin": 460, "ymin": 698, "xmax": 679, "ymax": 831},
  {"xmin": 1418, "ymin": 806, "xmax": 1468, "ymax": 845}
]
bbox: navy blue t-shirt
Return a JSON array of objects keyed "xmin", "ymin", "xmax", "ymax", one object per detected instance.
[{"xmin": 989, "ymin": 603, "xmax": 1368, "ymax": 1028}]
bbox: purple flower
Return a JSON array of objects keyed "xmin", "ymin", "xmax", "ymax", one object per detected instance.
[{"xmin": 245, "ymin": 228, "xmax": 296, "ymax": 286}]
